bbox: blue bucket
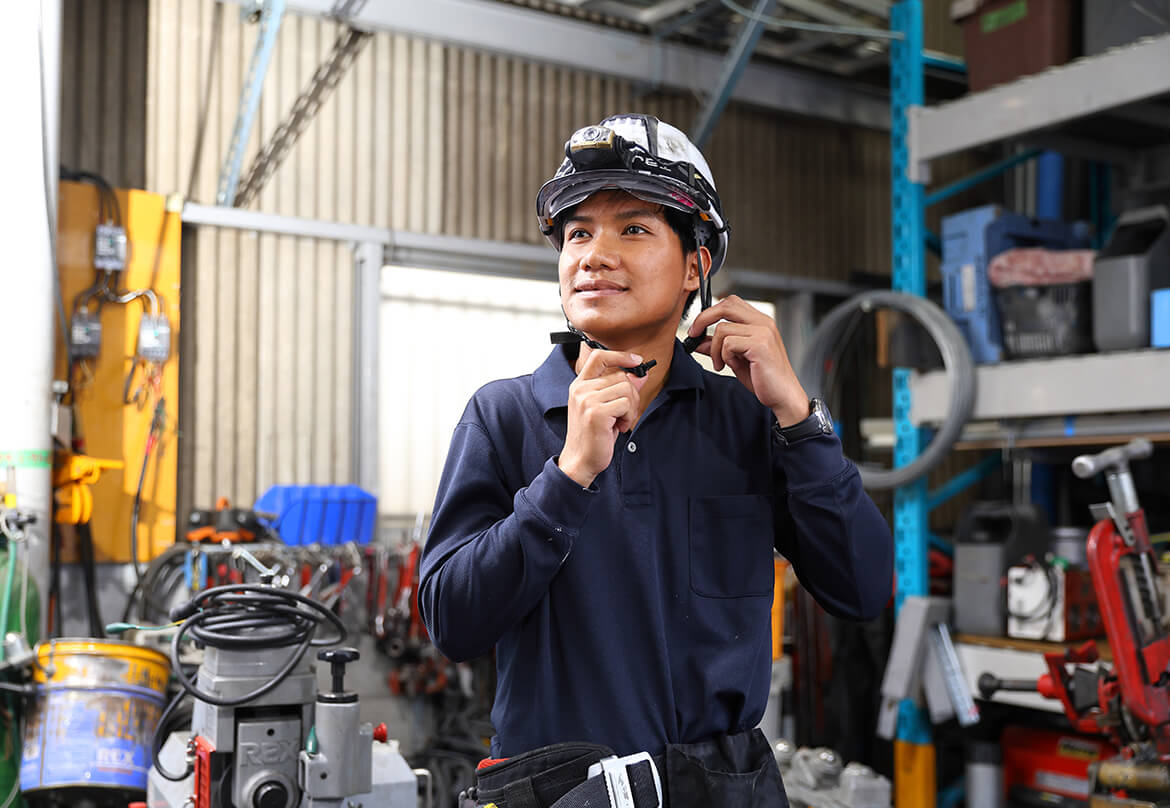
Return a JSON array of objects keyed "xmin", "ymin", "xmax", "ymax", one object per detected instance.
[{"xmin": 21, "ymin": 639, "xmax": 169, "ymax": 795}]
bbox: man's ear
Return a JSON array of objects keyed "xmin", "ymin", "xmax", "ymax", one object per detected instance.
[{"xmin": 685, "ymin": 246, "xmax": 712, "ymax": 292}]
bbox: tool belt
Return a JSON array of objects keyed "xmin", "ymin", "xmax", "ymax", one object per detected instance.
[{"xmin": 461, "ymin": 729, "xmax": 788, "ymax": 808}]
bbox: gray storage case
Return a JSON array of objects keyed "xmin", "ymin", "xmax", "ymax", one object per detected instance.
[{"xmin": 1092, "ymin": 206, "xmax": 1170, "ymax": 352}]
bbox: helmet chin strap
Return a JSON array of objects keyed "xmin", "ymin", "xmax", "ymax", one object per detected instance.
[
  {"xmin": 681, "ymin": 241, "xmax": 714, "ymax": 353},
  {"xmin": 549, "ymin": 320, "xmax": 658, "ymax": 378},
  {"xmin": 549, "ymin": 243, "xmax": 713, "ymax": 374}
]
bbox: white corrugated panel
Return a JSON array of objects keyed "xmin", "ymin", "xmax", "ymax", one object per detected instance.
[
  {"xmin": 378, "ymin": 267, "xmax": 566, "ymax": 516},
  {"xmin": 147, "ymin": 7, "xmax": 449, "ymax": 510}
]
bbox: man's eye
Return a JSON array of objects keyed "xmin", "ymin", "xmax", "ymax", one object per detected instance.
[
  {"xmin": 625, "ymin": 224, "xmax": 647, "ymax": 235},
  {"xmin": 568, "ymin": 228, "xmax": 589, "ymax": 240}
]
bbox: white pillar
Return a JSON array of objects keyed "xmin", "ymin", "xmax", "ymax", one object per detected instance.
[{"xmin": 0, "ymin": 0, "xmax": 61, "ymax": 638}]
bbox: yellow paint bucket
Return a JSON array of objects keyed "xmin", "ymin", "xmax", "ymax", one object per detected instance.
[{"xmin": 20, "ymin": 639, "xmax": 171, "ymax": 795}]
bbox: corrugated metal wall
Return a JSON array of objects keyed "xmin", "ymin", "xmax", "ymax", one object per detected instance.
[
  {"xmin": 149, "ymin": 10, "xmax": 444, "ymax": 509},
  {"xmin": 145, "ymin": 0, "xmax": 982, "ymax": 513},
  {"xmin": 59, "ymin": 0, "xmax": 148, "ymax": 188}
]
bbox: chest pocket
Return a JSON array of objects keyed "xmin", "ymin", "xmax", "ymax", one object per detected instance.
[{"xmin": 689, "ymin": 494, "xmax": 775, "ymax": 598}]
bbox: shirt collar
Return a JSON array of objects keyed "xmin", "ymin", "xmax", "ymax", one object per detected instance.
[{"xmin": 532, "ymin": 339, "xmax": 706, "ymax": 416}]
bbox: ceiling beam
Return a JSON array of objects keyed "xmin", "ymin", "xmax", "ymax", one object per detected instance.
[
  {"xmin": 225, "ymin": 0, "xmax": 890, "ymax": 130},
  {"xmin": 692, "ymin": 0, "xmax": 775, "ymax": 146}
]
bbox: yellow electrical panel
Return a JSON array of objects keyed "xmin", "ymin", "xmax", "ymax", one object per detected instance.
[{"xmin": 54, "ymin": 181, "xmax": 180, "ymax": 564}]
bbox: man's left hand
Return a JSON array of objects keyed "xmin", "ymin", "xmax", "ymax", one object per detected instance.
[{"xmin": 687, "ymin": 295, "xmax": 810, "ymax": 427}]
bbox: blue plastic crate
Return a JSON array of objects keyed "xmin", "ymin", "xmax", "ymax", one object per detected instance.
[
  {"xmin": 254, "ymin": 484, "xmax": 377, "ymax": 546},
  {"xmin": 941, "ymin": 205, "xmax": 1091, "ymax": 364},
  {"xmin": 1153, "ymin": 288, "xmax": 1170, "ymax": 348}
]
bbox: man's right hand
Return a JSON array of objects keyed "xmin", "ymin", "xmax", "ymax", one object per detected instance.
[{"xmin": 558, "ymin": 349, "xmax": 649, "ymax": 488}]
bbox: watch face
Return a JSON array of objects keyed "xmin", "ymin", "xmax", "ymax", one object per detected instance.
[{"xmin": 811, "ymin": 399, "xmax": 834, "ymax": 434}]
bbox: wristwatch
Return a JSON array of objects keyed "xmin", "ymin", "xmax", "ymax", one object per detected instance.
[{"xmin": 772, "ymin": 398, "xmax": 834, "ymax": 447}]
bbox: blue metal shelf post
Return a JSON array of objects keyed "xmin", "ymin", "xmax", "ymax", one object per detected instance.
[{"xmin": 890, "ymin": 2, "xmax": 935, "ymax": 806}]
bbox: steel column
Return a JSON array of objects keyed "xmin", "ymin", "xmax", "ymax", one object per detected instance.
[
  {"xmin": 352, "ymin": 242, "xmax": 383, "ymax": 496},
  {"xmin": 890, "ymin": 2, "xmax": 934, "ymax": 801}
]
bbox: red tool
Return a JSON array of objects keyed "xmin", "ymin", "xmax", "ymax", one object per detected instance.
[
  {"xmin": 980, "ymin": 440, "xmax": 1168, "ymax": 756},
  {"xmin": 1079, "ymin": 439, "xmax": 1170, "ymax": 752},
  {"xmin": 1001, "ymin": 726, "xmax": 1117, "ymax": 803},
  {"xmin": 192, "ymin": 734, "xmax": 216, "ymax": 808}
]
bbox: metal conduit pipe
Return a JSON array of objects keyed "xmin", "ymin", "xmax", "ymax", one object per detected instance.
[{"xmin": 799, "ymin": 290, "xmax": 975, "ymax": 490}]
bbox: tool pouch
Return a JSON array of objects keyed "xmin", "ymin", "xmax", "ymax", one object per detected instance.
[
  {"xmin": 663, "ymin": 729, "xmax": 788, "ymax": 808},
  {"xmin": 471, "ymin": 742, "xmax": 614, "ymax": 808}
]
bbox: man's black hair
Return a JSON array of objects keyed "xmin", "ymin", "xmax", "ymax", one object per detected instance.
[
  {"xmin": 662, "ymin": 206, "xmax": 701, "ymax": 319},
  {"xmin": 558, "ymin": 200, "xmax": 701, "ymax": 318}
]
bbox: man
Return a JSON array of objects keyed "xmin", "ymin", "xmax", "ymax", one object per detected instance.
[{"xmin": 420, "ymin": 114, "xmax": 893, "ymax": 808}]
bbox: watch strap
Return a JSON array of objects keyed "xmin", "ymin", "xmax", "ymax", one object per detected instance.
[{"xmin": 772, "ymin": 399, "xmax": 833, "ymax": 447}]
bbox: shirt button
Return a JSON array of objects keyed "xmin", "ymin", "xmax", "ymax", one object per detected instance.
[{"xmin": 627, "ymin": 441, "xmax": 637, "ymax": 453}]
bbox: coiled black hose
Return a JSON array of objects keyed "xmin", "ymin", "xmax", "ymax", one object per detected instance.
[
  {"xmin": 153, "ymin": 584, "xmax": 346, "ymax": 781},
  {"xmin": 169, "ymin": 584, "xmax": 346, "ymax": 707}
]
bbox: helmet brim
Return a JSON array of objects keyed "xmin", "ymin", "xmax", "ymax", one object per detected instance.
[{"xmin": 536, "ymin": 170, "xmax": 728, "ymax": 274}]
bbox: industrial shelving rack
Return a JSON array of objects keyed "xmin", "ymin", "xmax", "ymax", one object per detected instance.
[{"xmin": 888, "ymin": 5, "xmax": 1170, "ymax": 805}]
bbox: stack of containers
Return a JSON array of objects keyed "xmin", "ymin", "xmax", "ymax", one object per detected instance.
[
  {"xmin": 940, "ymin": 205, "xmax": 1091, "ymax": 363},
  {"xmin": 254, "ymin": 484, "xmax": 377, "ymax": 546}
]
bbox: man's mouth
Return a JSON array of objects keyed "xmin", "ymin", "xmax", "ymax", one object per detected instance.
[{"xmin": 574, "ymin": 280, "xmax": 627, "ymax": 296}]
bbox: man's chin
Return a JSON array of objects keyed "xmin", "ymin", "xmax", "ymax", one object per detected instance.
[{"xmin": 567, "ymin": 314, "xmax": 628, "ymax": 342}]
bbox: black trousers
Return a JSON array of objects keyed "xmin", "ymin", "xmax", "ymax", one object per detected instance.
[{"xmin": 467, "ymin": 728, "xmax": 789, "ymax": 808}]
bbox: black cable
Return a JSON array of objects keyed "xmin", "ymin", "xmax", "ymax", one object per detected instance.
[
  {"xmin": 49, "ymin": 522, "xmax": 62, "ymax": 638},
  {"xmin": 140, "ymin": 562, "xmax": 188, "ymax": 623},
  {"xmin": 122, "ymin": 543, "xmax": 188, "ymax": 623},
  {"xmin": 169, "ymin": 584, "xmax": 346, "ymax": 708},
  {"xmin": 152, "ymin": 691, "xmax": 193, "ymax": 782},
  {"xmin": 131, "ymin": 400, "xmax": 167, "ymax": 582},
  {"xmin": 76, "ymin": 522, "xmax": 105, "ymax": 638},
  {"xmin": 62, "ymin": 168, "xmax": 122, "ymax": 227},
  {"xmin": 130, "ymin": 452, "xmax": 149, "ymax": 582},
  {"xmin": 152, "ymin": 584, "xmax": 346, "ymax": 781}
]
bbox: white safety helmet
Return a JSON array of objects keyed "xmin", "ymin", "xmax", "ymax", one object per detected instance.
[{"xmin": 536, "ymin": 114, "xmax": 730, "ymax": 290}]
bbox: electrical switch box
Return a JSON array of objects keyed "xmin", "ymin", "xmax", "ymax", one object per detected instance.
[
  {"xmin": 70, "ymin": 310, "xmax": 102, "ymax": 358},
  {"xmin": 137, "ymin": 314, "xmax": 171, "ymax": 363},
  {"xmin": 94, "ymin": 224, "xmax": 128, "ymax": 271}
]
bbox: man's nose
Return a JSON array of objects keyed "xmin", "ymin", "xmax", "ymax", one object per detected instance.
[{"xmin": 579, "ymin": 231, "xmax": 620, "ymax": 271}]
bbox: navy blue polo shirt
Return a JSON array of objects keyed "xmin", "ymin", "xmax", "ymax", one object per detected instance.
[{"xmin": 419, "ymin": 340, "xmax": 892, "ymax": 758}]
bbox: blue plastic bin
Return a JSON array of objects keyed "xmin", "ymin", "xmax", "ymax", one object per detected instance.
[
  {"xmin": 254, "ymin": 485, "xmax": 377, "ymax": 546},
  {"xmin": 941, "ymin": 205, "xmax": 1091, "ymax": 364},
  {"xmin": 1153, "ymin": 288, "xmax": 1170, "ymax": 348}
]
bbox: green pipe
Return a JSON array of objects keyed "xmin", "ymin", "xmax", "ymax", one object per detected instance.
[{"xmin": 0, "ymin": 542, "xmax": 15, "ymax": 664}]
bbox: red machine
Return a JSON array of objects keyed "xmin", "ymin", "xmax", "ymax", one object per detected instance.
[
  {"xmin": 1001, "ymin": 726, "xmax": 1117, "ymax": 804},
  {"xmin": 979, "ymin": 440, "xmax": 1170, "ymax": 803}
]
